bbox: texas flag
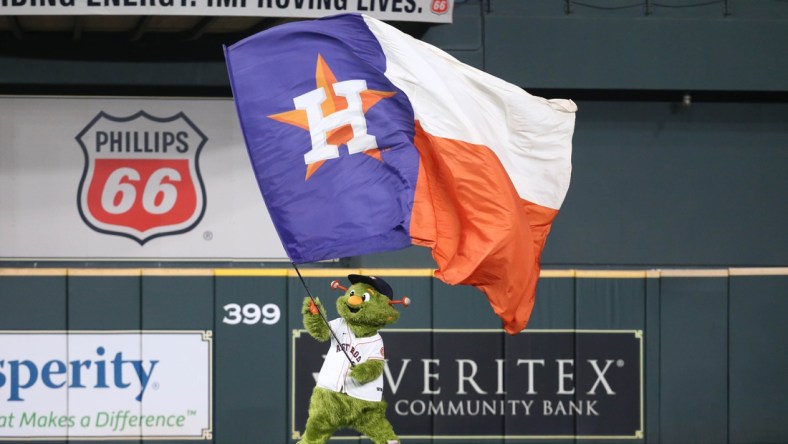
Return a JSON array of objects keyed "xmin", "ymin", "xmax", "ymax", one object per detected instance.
[{"xmin": 225, "ymin": 14, "xmax": 576, "ymax": 334}]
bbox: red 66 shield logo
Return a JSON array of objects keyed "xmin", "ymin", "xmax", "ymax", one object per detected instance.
[
  {"xmin": 431, "ymin": 0, "xmax": 449, "ymax": 15},
  {"xmin": 76, "ymin": 111, "xmax": 207, "ymax": 244}
]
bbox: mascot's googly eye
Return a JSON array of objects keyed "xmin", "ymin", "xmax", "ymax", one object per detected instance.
[
  {"xmin": 362, "ymin": 292, "xmax": 371, "ymax": 302},
  {"xmin": 349, "ymin": 290, "xmax": 355, "ymax": 296}
]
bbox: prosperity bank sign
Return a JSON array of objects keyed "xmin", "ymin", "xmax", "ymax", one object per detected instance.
[
  {"xmin": 293, "ymin": 330, "xmax": 643, "ymax": 439},
  {"xmin": 0, "ymin": 331, "xmax": 212, "ymax": 440}
]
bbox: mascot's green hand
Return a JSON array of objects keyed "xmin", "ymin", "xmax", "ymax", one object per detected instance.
[
  {"xmin": 349, "ymin": 359, "xmax": 385, "ymax": 384},
  {"xmin": 302, "ymin": 297, "xmax": 330, "ymax": 342}
]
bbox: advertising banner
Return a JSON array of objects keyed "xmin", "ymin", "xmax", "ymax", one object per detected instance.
[
  {"xmin": 0, "ymin": 96, "xmax": 288, "ymax": 260},
  {"xmin": 0, "ymin": 331, "xmax": 213, "ymax": 440},
  {"xmin": 0, "ymin": 0, "xmax": 453, "ymax": 23},
  {"xmin": 292, "ymin": 329, "xmax": 643, "ymax": 440}
]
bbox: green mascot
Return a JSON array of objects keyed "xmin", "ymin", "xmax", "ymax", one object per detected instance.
[{"xmin": 298, "ymin": 274, "xmax": 409, "ymax": 444}]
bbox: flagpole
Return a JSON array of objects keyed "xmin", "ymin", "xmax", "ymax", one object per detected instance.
[{"xmin": 291, "ymin": 262, "xmax": 356, "ymax": 367}]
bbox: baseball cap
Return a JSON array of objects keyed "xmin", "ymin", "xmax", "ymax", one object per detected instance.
[{"xmin": 347, "ymin": 274, "xmax": 393, "ymax": 299}]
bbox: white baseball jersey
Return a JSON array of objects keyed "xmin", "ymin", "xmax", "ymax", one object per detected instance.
[{"xmin": 315, "ymin": 318, "xmax": 386, "ymax": 402}]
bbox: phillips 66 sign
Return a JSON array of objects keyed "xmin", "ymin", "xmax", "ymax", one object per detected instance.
[{"xmin": 76, "ymin": 111, "xmax": 208, "ymax": 245}]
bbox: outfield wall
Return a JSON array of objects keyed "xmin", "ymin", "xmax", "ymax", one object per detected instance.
[{"xmin": 1, "ymin": 268, "xmax": 786, "ymax": 443}]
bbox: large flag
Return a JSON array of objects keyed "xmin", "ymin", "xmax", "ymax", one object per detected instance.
[{"xmin": 225, "ymin": 14, "xmax": 576, "ymax": 334}]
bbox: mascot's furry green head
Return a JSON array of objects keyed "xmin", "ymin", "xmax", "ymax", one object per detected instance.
[{"xmin": 298, "ymin": 274, "xmax": 409, "ymax": 444}]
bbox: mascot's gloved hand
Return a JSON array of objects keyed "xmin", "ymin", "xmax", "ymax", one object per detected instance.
[
  {"xmin": 349, "ymin": 360, "xmax": 385, "ymax": 384},
  {"xmin": 302, "ymin": 297, "xmax": 325, "ymax": 316},
  {"xmin": 302, "ymin": 297, "xmax": 329, "ymax": 342}
]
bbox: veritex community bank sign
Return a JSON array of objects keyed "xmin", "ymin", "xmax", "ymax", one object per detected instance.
[{"xmin": 293, "ymin": 329, "xmax": 643, "ymax": 440}]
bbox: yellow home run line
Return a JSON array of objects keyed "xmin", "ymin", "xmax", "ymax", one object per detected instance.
[{"xmin": 1, "ymin": 268, "xmax": 787, "ymax": 277}]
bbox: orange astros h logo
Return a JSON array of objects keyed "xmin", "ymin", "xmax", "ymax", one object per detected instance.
[
  {"xmin": 268, "ymin": 54, "xmax": 396, "ymax": 180},
  {"xmin": 76, "ymin": 111, "xmax": 207, "ymax": 244}
]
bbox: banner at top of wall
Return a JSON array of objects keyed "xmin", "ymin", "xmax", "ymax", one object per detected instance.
[{"xmin": 0, "ymin": 0, "xmax": 453, "ymax": 23}]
